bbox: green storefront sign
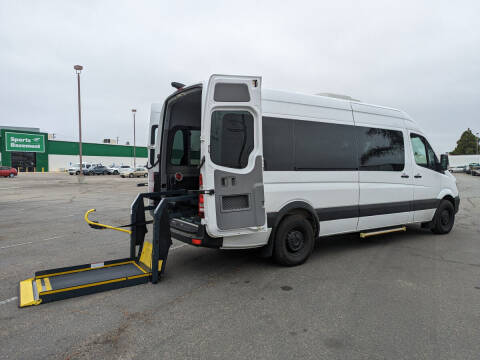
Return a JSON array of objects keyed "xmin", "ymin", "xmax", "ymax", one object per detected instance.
[{"xmin": 5, "ymin": 132, "xmax": 45, "ymax": 153}]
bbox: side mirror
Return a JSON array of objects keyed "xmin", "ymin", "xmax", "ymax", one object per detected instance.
[{"xmin": 440, "ymin": 154, "xmax": 449, "ymax": 171}]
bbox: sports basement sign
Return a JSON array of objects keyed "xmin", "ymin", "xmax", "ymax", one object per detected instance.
[{"xmin": 5, "ymin": 132, "xmax": 45, "ymax": 153}]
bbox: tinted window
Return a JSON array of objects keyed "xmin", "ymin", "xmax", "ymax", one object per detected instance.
[
  {"xmin": 190, "ymin": 130, "xmax": 201, "ymax": 165},
  {"xmin": 170, "ymin": 130, "xmax": 185, "ymax": 165},
  {"xmin": 357, "ymin": 127, "xmax": 404, "ymax": 171},
  {"xmin": 210, "ymin": 111, "xmax": 254, "ymax": 169},
  {"xmin": 263, "ymin": 117, "xmax": 294, "ymax": 170},
  {"xmin": 170, "ymin": 128, "xmax": 201, "ymax": 167},
  {"xmin": 214, "ymin": 83, "xmax": 250, "ymax": 102},
  {"xmin": 150, "ymin": 125, "xmax": 158, "ymax": 145},
  {"xmin": 294, "ymin": 120, "xmax": 357, "ymax": 170}
]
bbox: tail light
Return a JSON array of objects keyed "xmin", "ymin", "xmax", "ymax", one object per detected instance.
[
  {"xmin": 198, "ymin": 174, "xmax": 204, "ymax": 218},
  {"xmin": 198, "ymin": 194, "xmax": 204, "ymax": 218}
]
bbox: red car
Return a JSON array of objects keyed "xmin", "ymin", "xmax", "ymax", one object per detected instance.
[{"xmin": 0, "ymin": 166, "xmax": 18, "ymax": 178}]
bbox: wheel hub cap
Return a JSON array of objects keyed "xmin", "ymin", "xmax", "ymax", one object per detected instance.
[{"xmin": 286, "ymin": 230, "xmax": 304, "ymax": 252}]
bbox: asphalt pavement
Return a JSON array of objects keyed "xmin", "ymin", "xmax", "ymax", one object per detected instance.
[{"xmin": 0, "ymin": 173, "xmax": 479, "ymax": 360}]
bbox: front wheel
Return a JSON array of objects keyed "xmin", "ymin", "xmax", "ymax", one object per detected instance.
[
  {"xmin": 9, "ymin": 173, "xmax": 15, "ymax": 178},
  {"xmin": 431, "ymin": 199, "xmax": 455, "ymax": 234},
  {"xmin": 273, "ymin": 214, "xmax": 315, "ymax": 266},
  {"xmin": 129, "ymin": 174, "xmax": 134, "ymax": 178},
  {"xmin": 144, "ymin": 173, "xmax": 148, "ymax": 177},
  {"xmin": 103, "ymin": 171, "xmax": 108, "ymax": 175}
]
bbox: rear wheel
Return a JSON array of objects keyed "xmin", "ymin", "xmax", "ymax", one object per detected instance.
[
  {"xmin": 76, "ymin": 171, "xmax": 80, "ymax": 175},
  {"xmin": 9, "ymin": 173, "xmax": 14, "ymax": 178},
  {"xmin": 129, "ymin": 173, "xmax": 134, "ymax": 178},
  {"xmin": 144, "ymin": 173, "xmax": 148, "ymax": 177},
  {"xmin": 273, "ymin": 214, "xmax": 315, "ymax": 266},
  {"xmin": 431, "ymin": 199, "xmax": 455, "ymax": 234},
  {"xmin": 103, "ymin": 171, "xmax": 108, "ymax": 175}
]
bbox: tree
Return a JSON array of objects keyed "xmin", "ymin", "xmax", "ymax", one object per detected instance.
[{"xmin": 450, "ymin": 128, "xmax": 479, "ymax": 155}]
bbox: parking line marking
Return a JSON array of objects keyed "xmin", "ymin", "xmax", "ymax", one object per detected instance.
[
  {"xmin": 171, "ymin": 244, "xmax": 187, "ymax": 251},
  {"xmin": 0, "ymin": 235, "xmax": 65, "ymax": 250},
  {"xmin": 0, "ymin": 297, "xmax": 17, "ymax": 306}
]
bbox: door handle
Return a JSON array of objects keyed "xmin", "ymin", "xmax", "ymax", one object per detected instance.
[
  {"xmin": 401, "ymin": 173, "xmax": 409, "ymax": 178},
  {"xmin": 414, "ymin": 174, "xmax": 422, "ymax": 178}
]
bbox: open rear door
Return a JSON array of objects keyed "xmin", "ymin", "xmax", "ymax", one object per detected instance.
[{"xmin": 202, "ymin": 75, "xmax": 266, "ymax": 237}]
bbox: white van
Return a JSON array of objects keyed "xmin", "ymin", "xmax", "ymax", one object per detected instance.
[{"xmin": 146, "ymin": 75, "xmax": 459, "ymax": 266}]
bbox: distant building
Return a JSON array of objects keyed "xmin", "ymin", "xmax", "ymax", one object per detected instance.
[{"xmin": 0, "ymin": 126, "xmax": 147, "ymax": 172}]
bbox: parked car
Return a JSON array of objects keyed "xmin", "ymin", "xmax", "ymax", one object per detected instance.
[
  {"xmin": 88, "ymin": 165, "xmax": 112, "ymax": 175},
  {"xmin": 68, "ymin": 163, "xmax": 92, "ymax": 175},
  {"xmin": 108, "ymin": 165, "xmax": 122, "ymax": 175},
  {"xmin": 448, "ymin": 166, "xmax": 466, "ymax": 173},
  {"xmin": 0, "ymin": 166, "xmax": 17, "ymax": 178},
  {"xmin": 117, "ymin": 165, "xmax": 133, "ymax": 175},
  {"xmin": 466, "ymin": 163, "xmax": 480, "ymax": 174},
  {"xmin": 472, "ymin": 168, "xmax": 480, "ymax": 176},
  {"xmin": 120, "ymin": 167, "xmax": 148, "ymax": 178}
]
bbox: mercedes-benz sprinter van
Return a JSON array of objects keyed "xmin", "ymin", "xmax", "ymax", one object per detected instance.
[{"xmin": 146, "ymin": 75, "xmax": 459, "ymax": 266}]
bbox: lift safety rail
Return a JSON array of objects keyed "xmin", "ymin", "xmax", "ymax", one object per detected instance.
[{"xmin": 18, "ymin": 191, "xmax": 198, "ymax": 307}]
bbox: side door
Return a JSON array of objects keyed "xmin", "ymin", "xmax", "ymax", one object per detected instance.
[
  {"xmin": 409, "ymin": 132, "xmax": 443, "ymax": 222},
  {"xmin": 202, "ymin": 75, "xmax": 267, "ymax": 237},
  {"xmin": 356, "ymin": 125, "xmax": 414, "ymax": 230}
]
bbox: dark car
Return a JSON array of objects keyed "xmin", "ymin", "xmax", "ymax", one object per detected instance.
[
  {"xmin": 0, "ymin": 166, "xmax": 18, "ymax": 178},
  {"xmin": 88, "ymin": 165, "xmax": 111, "ymax": 175}
]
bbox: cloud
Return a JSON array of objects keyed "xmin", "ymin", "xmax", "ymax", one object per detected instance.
[{"xmin": 1, "ymin": 0, "xmax": 479, "ymax": 152}]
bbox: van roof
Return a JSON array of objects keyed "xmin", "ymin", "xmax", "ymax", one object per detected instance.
[{"xmin": 262, "ymin": 88, "xmax": 414, "ymax": 123}]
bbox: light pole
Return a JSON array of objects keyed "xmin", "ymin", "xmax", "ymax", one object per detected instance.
[
  {"xmin": 74, "ymin": 65, "xmax": 83, "ymax": 179},
  {"xmin": 132, "ymin": 109, "xmax": 136, "ymax": 169}
]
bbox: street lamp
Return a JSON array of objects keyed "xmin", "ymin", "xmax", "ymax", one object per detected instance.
[
  {"xmin": 132, "ymin": 109, "xmax": 137, "ymax": 169},
  {"xmin": 74, "ymin": 65, "xmax": 83, "ymax": 179}
]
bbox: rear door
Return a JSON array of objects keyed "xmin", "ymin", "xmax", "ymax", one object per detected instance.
[{"xmin": 203, "ymin": 75, "xmax": 266, "ymax": 237}]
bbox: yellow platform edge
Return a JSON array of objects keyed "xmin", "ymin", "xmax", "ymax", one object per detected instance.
[{"xmin": 19, "ymin": 278, "xmax": 42, "ymax": 307}]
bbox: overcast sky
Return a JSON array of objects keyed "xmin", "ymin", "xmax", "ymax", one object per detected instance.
[{"xmin": 1, "ymin": 0, "xmax": 479, "ymax": 152}]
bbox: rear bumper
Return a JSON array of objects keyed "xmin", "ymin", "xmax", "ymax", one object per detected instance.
[
  {"xmin": 169, "ymin": 218, "xmax": 223, "ymax": 249},
  {"xmin": 454, "ymin": 196, "xmax": 460, "ymax": 214}
]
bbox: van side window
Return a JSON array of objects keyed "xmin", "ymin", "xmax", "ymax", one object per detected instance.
[
  {"xmin": 410, "ymin": 133, "xmax": 439, "ymax": 171},
  {"xmin": 357, "ymin": 127, "xmax": 404, "ymax": 171},
  {"xmin": 262, "ymin": 117, "xmax": 294, "ymax": 170},
  {"xmin": 149, "ymin": 125, "xmax": 159, "ymax": 166},
  {"xmin": 210, "ymin": 111, "xmax": 254, "ymax": 169},
  {"xmin": 294, "ymin": 121, "xmax": 357, "ymax": 170}
]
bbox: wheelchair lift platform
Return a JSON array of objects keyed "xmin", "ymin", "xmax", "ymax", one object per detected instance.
[{"xmin": 19, "ymin": 191, "xmax": 197, "ymax": 308}]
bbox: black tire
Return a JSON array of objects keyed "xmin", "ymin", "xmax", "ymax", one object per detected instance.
[
  {"xmin": 129, "ymin": 173, "xmax": 134, "ymax": 178},
  {"xmin": 144, "ymin": 173, "xmax": 148, "ymax": 177},
  {"xmin": 76, "ymin": 171, "xmax": 80, "ymax": 175},
  {"xmin": 9, "ymin": 173, "xmax": 14, "ymax": 178},
  {"xmin": 103, "ymin": 171, "xmax": 108, "ymax": 175},
  {"xmin": 431, "ymin": 199, "xmax": 455, "ymax": 234},
  {"xmin": 114, "ymin": 171, "xmax": 119, "ymax": 175},
  {"xmin": 273, "ymin": 214, "xmax": 315, "ymax": 266}
]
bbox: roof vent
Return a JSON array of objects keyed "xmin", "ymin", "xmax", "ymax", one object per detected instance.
[{"xmin": 316, "ymin": 93, "xmax": 360, "ymax": 102}]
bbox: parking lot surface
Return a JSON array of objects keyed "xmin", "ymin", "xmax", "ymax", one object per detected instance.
[{"xmin": 0, "ymin": 173, "xmax": 479, "ymax": 359}]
